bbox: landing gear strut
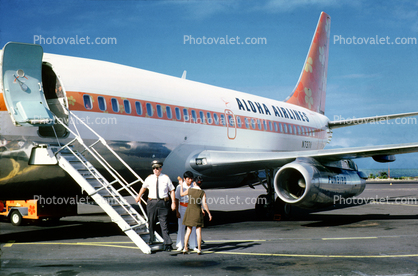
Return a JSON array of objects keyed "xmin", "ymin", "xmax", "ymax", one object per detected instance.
[{"xmin": 254, "ymin": 169, "xmax": 291, "ymax": 220}]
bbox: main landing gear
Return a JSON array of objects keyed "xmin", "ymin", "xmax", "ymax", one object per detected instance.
[{"xmin": 254, "ymin": 169, "xmax": 292, "ymax": 220}]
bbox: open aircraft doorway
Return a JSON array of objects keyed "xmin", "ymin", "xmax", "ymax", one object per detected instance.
[{"xmin": 39, "ymin": 63, "xmax": 69, "ymax": 138}]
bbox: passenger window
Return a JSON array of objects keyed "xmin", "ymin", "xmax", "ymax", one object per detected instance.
[
  {"xmin": 157, "ymin": 105, "xmax": 163, "ymax": 118},
  {"xmin": 98, "ymin": 96, "xmax": 106, "ymax": 111},
  {"xmin": 263, "ymin": 120, "xmax": 268, "ymax": 131},
  {"xmin": 258, "ymin": 120, "xmax": 262, "ymax": 130},
  {"xmin": 175, "ymin": 107, "xmax": 181, "ymax": 120},
  {"xmin": 251, "ymin": 118, "xmax": 256, "ymax": 129},
  {"xmin": 289, "ymin": 125, "xmax": 293, "ymax": 134},
  {"xmin": 135, "ymin": 101, "xmax": 143, "ymax": 115},
  {"xmin": 269, "ymin": 121, "xmax": 273, "ymax": 131},
  {"xmin": 279, "ymin": 123, "xmax": 283, "ymax": 133},
  {"xmin": 206, "ymin": 112, "xmax": 212, "ymax": 124},
  {"xmin": 191, "ymin": 110, "xmax": 197, "ymax": 123},
  {"xmin": 220, "ymin": 114, "xmax": 226, "ymax": 126},
  {"xmin": 236, "ymin": 116, "xmax": 242, "ymax": 128},
  {"xmin": 83, "ymin": 95, "xmax": 93, "ymax": 110},
  {"xmin": 245, "ymin": 117, "xmax": 249, "ymax": 129},
  {"xmin": 298, "ymin": 126, "xmax": 301, "ymax": 135},
  {"xmin": 166, "ymin": 106, "xmax": 172, "ymax": 119},
  {"xmin": 213, "ymin": 113, "xmax": 219, "ymax": 125},
  {"xmin": 284, "ymin": 124, "xmax": 288, "ymax": 133},
  {"xmin": 294, "ymin": 126, "xmax": 297, "ymax": 134},
  {"xmin": 124, "ymin": 100, "xmax": 131, "ymax": 114},
  {"xmin": 111, "ymin": 98, "xmax": 119, "ymax": 112},
  {"xmin": 274, "ymin": 122, "xmax": 278, "ymax": 132},
  {"xmin": 183, "ymin": 109, "xmax": 189, "ymax": 121},
  {"xmin": 199, "ymin": 111, "xmax": 205, "ymax": 124},
  {"xmin": 146, "ymin": 103, "xmax": 153, "ymax": 117}
]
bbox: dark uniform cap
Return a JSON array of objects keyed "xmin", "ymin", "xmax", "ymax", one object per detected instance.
[{"xmin": 151, "ymin": 160, "xmax": 163, "ymax": 169}]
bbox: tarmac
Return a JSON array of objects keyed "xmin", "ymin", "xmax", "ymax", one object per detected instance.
[{"xmin": 2, "ymin": 181, "xmax": 418, "ymax": 275}]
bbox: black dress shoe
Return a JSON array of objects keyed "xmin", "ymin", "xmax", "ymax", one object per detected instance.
[{"xmin": 164, "ymin": 245, "xmax": 172, "ymax": 252}]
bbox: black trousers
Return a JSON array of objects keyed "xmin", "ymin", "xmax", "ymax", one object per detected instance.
[{"xmin": 147, "ymin": 199, "xmax": 172, "ymax": 245}]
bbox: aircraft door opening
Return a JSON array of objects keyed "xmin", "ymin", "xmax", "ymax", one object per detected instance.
[
  {"xmin": 38, "ymin": 64, "xmax": 69, "ymax": 138},
  {"xmin": 1, "ymin": 42, "xmax": 54, "ymax": 127},
  {"xmin": 225, "ymin": 109, "xmax": 237, "ymax": 140}
]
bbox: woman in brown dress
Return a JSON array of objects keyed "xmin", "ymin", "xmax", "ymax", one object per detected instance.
[{"xmin": 179, "ymin": 176, "xmax": 212, "ymax": 254}]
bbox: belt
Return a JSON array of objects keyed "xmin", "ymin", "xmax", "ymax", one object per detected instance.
[
  {"xmin": 148, "ymin": 197, "xmax": 170, "ymax": 201},
  {"xmin": 180, "ymin": 202, "xmax": 188, "ymax": 207}
]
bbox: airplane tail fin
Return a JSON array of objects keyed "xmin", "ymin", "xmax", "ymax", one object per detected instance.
[{"xmin": 285, "ymin": 12, "xmax": 331, "ymax": 115}]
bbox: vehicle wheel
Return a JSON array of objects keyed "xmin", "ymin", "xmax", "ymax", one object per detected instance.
[{"xmin": 10, "ymin": 210, "xmax": 23, "ymax": 226}]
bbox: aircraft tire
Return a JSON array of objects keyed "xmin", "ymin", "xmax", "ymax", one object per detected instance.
[
  {"xmin": 255, "ymin": 194, "xmax": 274, "ymax": 220},
  {"xmin": 275, "ymin": 198, "xmax": 292, "ymax": 220}
]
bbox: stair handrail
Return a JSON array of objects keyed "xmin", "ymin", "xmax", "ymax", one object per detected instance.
[
  {"xmin": 61, "ymin": 145, "xmax": 148, "ymax": 227},
  {"xmin": 53, "ymin": 113, "xmax": 148, "ymax": 207}
]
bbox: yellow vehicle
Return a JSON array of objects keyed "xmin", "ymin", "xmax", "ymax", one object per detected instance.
[{"xmin": 0, "ymin": 199, "xmax": 77, "ymax": 226}]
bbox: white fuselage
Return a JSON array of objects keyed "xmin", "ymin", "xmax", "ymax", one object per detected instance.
[{"xmin": 0, "ymin": 53, "xmax": 330, "ymax": 194}]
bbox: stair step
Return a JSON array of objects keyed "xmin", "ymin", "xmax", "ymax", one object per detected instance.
[
  {"xmin": 56, "ymin": 145, "xmax": 151, "ymax": 253},
  {"xmin": 69, "ymin": 162, "xmax": 89, "ymax": 170}
]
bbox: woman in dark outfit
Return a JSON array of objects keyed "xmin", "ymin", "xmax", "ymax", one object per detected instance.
[{"xmin": 179, "ymin": 176, "xmax": 212, "ymax": 254}]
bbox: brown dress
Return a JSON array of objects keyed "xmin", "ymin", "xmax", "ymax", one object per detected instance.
[{"xmin": 182, "ymin": 188, "xmax": 205, "ymax": 227}]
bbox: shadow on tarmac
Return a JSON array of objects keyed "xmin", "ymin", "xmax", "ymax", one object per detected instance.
[{"xmin": 3, "ymin": 200, "xmax": 418, "ymax": 244}]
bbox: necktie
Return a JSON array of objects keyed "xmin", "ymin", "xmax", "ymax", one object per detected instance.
[{"xmin": 156, "ymin": 176, "xmax": 160, "ymax": 199}]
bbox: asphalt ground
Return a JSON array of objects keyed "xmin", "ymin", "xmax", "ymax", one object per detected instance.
[{"xmin": 2, "ymin": 181, "xmax": 418, "ymax": 275}]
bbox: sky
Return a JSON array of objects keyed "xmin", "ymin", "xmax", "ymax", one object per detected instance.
[{"xmin": 1, "ymin": 0, "xmax": 418, "ymax": 170}]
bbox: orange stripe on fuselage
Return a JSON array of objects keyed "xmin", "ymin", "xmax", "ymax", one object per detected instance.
[{"xmin": 66, "ymin": 91, "xmax": 325, "ymax": 139}]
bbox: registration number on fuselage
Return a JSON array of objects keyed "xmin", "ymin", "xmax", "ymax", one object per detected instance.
[{"xmin": 302, "ymin": 141, "xmax": 312, "ymax": 149}]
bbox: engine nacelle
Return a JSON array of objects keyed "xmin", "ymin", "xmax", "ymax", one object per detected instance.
[{"xmin": 274, "ymin": 158, "xmax": 366, "ymax": 209}]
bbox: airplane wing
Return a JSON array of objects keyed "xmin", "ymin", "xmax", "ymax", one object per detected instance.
[
  {"xmin": 190, "ymin": 142, "xmax": 418, "ymax": 175},
  {"xmin": 328, "ymin": 112, "xmax": 418, "ymax": 129}
]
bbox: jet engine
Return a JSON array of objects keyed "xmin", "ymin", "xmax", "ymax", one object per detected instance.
[{"xmin": 274, "ymin": 158, "xmax": 366, "ymax": 209}]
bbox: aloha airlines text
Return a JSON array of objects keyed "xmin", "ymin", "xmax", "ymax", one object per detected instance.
[{"xmin": 236, "ymin": 98, "xmax": 310, "ymax": 122}]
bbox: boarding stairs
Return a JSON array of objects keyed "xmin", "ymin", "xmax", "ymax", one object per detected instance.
[{"xmin": 45, "ymin": 111, "xmax": 163, "ymax": 254}]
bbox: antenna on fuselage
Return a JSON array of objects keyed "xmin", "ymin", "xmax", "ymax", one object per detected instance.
[{"xmin": 181, "ymin": 70, "xmax": 187, "ymax": 79}]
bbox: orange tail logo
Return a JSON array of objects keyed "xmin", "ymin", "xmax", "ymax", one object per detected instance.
[{"xmin": 286, "ymin": 12, "xmax": 330, "ymax": 115}]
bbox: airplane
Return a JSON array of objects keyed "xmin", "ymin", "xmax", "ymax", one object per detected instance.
[{"xmin": 1, "ymin": 11, "xmax": 418, "ymax": 221}]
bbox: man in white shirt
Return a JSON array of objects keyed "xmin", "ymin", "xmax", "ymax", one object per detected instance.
[
  {"xmin": 175, "ymin": 171, "xmax": 197, "ymax": 251},
  {"xmin": 136, "ymin": 160, "xmax": 176, "ymax": 251}
]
